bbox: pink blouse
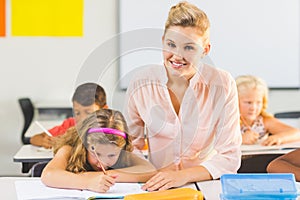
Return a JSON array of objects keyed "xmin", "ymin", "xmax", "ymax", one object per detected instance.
[{"xmin": 124, "ymin": 64, "xmax": 242, "ymax": 179}]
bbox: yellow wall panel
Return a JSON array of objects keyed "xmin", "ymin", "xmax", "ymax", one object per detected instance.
[{"xmin": 11, "ymin": 0, "xmax": 83, "ymax": 36}]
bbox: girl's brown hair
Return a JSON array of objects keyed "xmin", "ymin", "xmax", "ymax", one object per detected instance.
[{"xmin": 53, "ymin": 109, "xmax": 133, "ymax": 173}]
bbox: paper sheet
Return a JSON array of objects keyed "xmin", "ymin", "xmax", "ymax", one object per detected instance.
[{"xmin": 15, "ymin": 180, "xmax": 146, "ymax": 200}]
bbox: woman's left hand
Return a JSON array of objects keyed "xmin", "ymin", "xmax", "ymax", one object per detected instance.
[{"xmin": 141, "ymin": 170, "xmax": 188, "ymax": 191}]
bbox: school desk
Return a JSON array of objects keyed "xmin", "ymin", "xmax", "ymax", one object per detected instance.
[
  {"xmin": 13, "ymin": 140, "xmax": 300, "ymax": 174},
  {"xmin": 0, "ymin": 177, "xmax": 200, "ymax": 200},
  {"xmin": 3, "ymin": 177, "xmax": 300, "ymax": 200},
  {"xmin": 13, "ymin": 145, "xmax": 53, "ymax": 173},
  {"xmin": 13, "ymin": 144, "xmax": 149, "ymax": 174},
  {"xmin": 241, "ymin": 141, "xmax": 300, "ymax": 156},
  {"xmin": 16, "ymin": 120, "xmax": 61, "ymax": 173},
  {"xmin": 239, "ymin": 141, "xmax": 300, "ymax": 173}
]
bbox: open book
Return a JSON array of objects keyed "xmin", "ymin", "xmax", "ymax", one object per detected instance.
[{"xmin": 15, "ymin": 180, "xmax": 147, "ymax": 200}]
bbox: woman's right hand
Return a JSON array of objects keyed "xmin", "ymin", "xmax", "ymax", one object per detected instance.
[
  {"xmin": 86, "ymin": 173, "xmax": 117, "ymax": 193},
  {"xmin": 242, "ymin": 130, "xmax": 259, "ymax": 144}
]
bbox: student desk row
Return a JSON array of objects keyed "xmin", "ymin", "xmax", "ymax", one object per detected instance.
[
  {"xmin": 3, "ymin": 177, "xmax": 300, "ymax": 200},
  {"xmin": 0, "ymin": 177, "xmax": 217, "ymax": 200},
  {"xmin": 14, "ymin": 120, "xmax": 300, "ymax": 174},
  {"xmin": 13, "ymin": 143, "xmax": 300, "ymax": 175}
]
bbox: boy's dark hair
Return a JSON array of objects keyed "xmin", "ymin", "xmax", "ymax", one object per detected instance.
[{"xmin": 72, "ymin": 83, "xmax": 106, "ymax": 108}]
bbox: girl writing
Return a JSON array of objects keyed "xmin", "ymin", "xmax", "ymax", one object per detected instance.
[
  {"xmin": 41, "ymin": 109, "xmax": 156, "ymax": 193},
  {"xmin": 236, "ymin": 75, "xmax": 300, "ymax": 145}
]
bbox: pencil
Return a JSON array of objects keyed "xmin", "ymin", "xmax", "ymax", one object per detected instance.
[
  {"xmin": 194, "ymin": 182, "xmax": 206, "ymax": 200},
  {"xmin": 92, "ymin": 148, "xmax": 107, "ymax": 175},
  {"xmin": 194, "ymin": 182, "xmax": 200, "ymax": 191},
  {"xmin": 35, "ymin": 121, "xmax": 52, "ymax": 137}
]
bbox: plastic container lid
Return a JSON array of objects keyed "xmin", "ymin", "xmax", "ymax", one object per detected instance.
[{"xmin": 220, "ymin": 173, "xmax": 297, "ymax": 200}]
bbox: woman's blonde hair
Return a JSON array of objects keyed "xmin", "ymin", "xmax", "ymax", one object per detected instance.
[
  {"xmin": 164, "ymin": 1, "xmax": 210, "ymax": 46},
  {"xmin": 53, "ymin": 109, "xmax": 133, "ymax": 173},
  {"xmin": 235, "ymin": 75, "xmax": 272, "ymax": 117}
]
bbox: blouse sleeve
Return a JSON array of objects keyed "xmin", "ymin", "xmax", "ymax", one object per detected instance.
[
  {"xmin": 123, "ymin": 80, "xmax": 146, "ymax": 151},
  {"xmin": 201, "ymin": 77, "xmax": 242, "ymax": 179}
]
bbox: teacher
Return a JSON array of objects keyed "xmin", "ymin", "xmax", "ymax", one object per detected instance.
[{"xmin": 124, "ymin": 1, "xmax": 241, "ymax": 191}]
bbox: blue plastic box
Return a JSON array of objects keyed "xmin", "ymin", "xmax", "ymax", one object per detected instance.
[{"xmin": 220, "ymin": 173, "xmax": 297, "ymax": 200}]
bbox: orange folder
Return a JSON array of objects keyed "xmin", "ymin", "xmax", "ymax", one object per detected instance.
[{"xmin": 124, "ymin": 188, "xmax": 203, "ymax": 200}]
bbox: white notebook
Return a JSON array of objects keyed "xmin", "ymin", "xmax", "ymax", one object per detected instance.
[{"xmin": 15, "ymin": 180, "xmax": 146, "ymax": 200}]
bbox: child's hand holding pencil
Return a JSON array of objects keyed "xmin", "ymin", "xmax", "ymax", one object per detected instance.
[
  {"xmin": 33, "ymin": 121, "xmax": 54, "ymax": 149},
  {"xmin": 35, "ymin": 121, "xmax": 53, "ymax": 137}
]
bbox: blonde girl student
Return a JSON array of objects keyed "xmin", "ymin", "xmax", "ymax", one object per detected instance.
[
  {"xmin": 124, "ymin": 1, "xmax": 242, "ymax": 191},
  {"xmin": 236, "ymin": 75, "xmax": 300, "ymax": 145},
  {"xmin": 41, "ymin": 109, "xmax": 156, "ymax": 193}
]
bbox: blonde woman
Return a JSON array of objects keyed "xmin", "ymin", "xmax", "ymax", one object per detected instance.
[
  {"xmin": 41, "ymin": 109, "xmax": 156, "ymax": 193},
  {"xmin": 236, "ymin": 75, "xmax": 300, "ymax": 145},
  {"xmin": 124, "ymin": 1, "xmax": 241, "ymax": 191}
]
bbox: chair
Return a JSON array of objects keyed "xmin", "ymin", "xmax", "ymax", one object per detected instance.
[
  {"xmin": 18, "ymin": 98, "xmax": 35, "ymax": 144},
  {"xmin": 31, "ymin": 161, "xmax": 49, "ymax": 177},
  {"xmin": 274, "ymin": 111, "xmax": 300, "ymax": 129},
  {"xmin": 274, "ymin": 111, "xmax": 300, "ymax": 118}
]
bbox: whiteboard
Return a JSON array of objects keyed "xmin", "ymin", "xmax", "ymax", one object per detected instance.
[{"xmin": 118, "ymin": 0, "xmax": 300, "ymax": 89}]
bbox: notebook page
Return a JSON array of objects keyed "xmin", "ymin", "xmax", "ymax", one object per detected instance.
[{"xmin": 15, "ymin": 180, "xmax": 146, "ymax": 200}]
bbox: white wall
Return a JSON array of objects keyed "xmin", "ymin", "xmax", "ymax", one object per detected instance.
[
  {"xmin": 269, "ymin": 90, "xmax": 300, "ymax": 114},
  {"xmin": 0, "ymin": 0, "xmax": 299, "ymax": 176},
  {"xmin": 0, "ymin": 0, "xmax": 120, "ymax": 176},
  {"xmin": 119, "ymin": 0, "xmax": 300, "ymax": 89}
]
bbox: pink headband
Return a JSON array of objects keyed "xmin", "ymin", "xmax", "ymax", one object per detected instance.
[{"xmin": 87, "ymin": 128, "xmax": 127, "ymax": 139}]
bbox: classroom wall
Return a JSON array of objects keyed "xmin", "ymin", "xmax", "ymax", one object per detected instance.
[
  {"xmin": 0, "ymin": 0, "xmax": 299, "ymax": 176},
  {"xmin": 0, "ymin": 0, "xmax": 119, "ymax": 176},
  {"xmin": 119, "ymin": 0, "xmax": 300, "ymax": 89}
]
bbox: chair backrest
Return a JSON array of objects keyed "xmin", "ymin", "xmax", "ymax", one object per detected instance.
[
  {"xmin": 274, "ymin": 111, "xmax": 300, "ymax": 129},
  {"xmin": 31, "ymin": 161, "xmax": 49, "ymax": 177},
  {"xmin": 18, "ymin": 98, "xmax": 35, "ymax": 144},
  {"xmin": 274, "ymin": 111, "xmax": 300, "ymax": 119}
]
